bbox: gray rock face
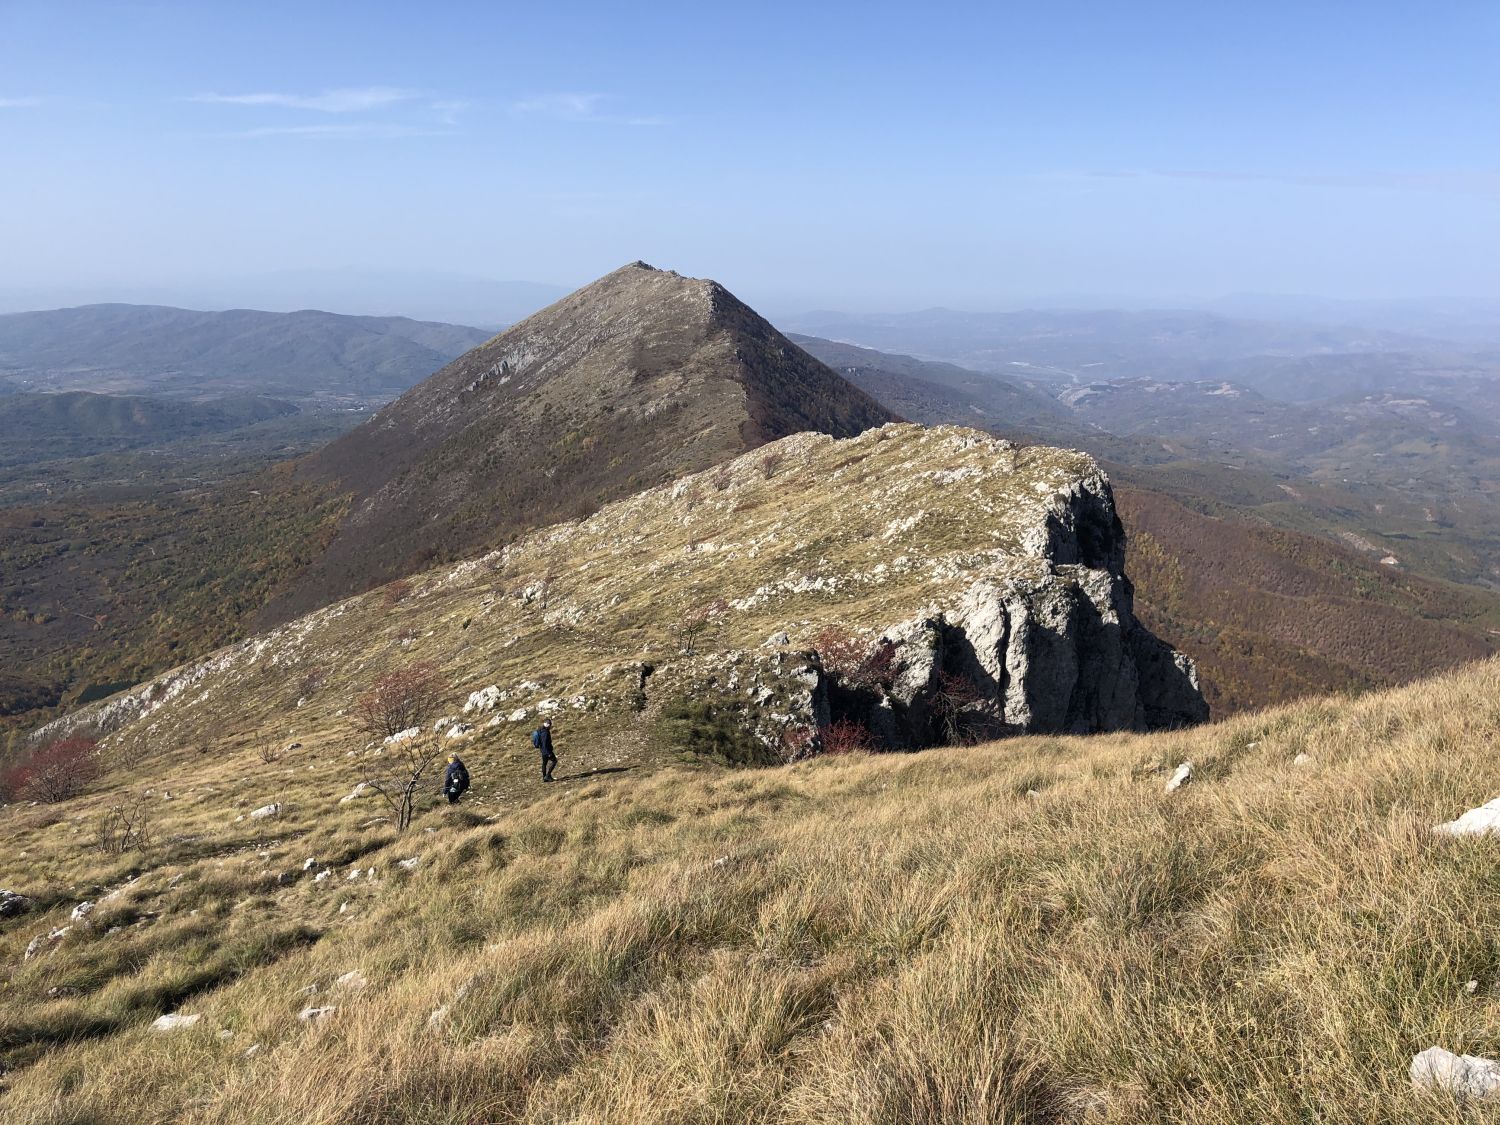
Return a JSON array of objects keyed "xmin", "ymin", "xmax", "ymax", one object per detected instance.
[
  {"xmin": 841, "ymin": 568, "xmax": 1205, "ymax": 745},
  {"xmin": 0, "ymin": 889, "xmax": 34, "ymax": 919}
]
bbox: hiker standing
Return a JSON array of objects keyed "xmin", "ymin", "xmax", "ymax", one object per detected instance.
[
  {"xmin": 532, "ymin": 719, "xmax": 557, "ymax": 783},
  {"xmin": 443, "ymin": 753, "xmax": 470, "ymax": 805}
]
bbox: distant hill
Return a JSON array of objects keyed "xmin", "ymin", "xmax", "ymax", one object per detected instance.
[
  {"xmin": 784, "ymin": 307, "xmax": 1435, "ymax": 382},
  {"xmin": 0, "ymin": 270, "xmax": 571, "ymax": 329},
  {"xmin": 787, "ymin": 334, "xmax": 1084, "ymax": 436},
  {"xmin": 0, "ymin": 304, "xmax": 492, "ymax": 402},
  {"xmin": 0, "ymin": 391, "xmax": 300, "ymax": 467},
  {"xmin": 270, "ymin": 263, "xmax": 899, "ymax": 619}
]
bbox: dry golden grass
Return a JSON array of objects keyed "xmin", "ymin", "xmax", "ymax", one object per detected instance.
[{"xmin": 7, "ymin": 659, "xmax": 1500, "ymax": 1122}]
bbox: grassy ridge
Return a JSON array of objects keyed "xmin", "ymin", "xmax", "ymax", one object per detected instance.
[{"xmin": 5, "ymin": 658, "xmax": 1500, "ymax": 1121}]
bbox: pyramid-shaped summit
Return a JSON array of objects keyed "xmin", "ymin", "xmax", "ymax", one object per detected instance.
[{"xmin": 272, "ymin": 263, "xmax": 899, "ymax": 619}]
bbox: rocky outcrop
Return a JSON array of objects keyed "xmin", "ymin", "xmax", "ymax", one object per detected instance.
[{"xmin": 806, "ymin": 471, "xmax": 1206, "ymax": 743}]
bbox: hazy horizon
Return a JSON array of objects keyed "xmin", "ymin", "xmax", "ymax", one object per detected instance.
[{"xmin": 4, "ymin": 2, "xmax": 1498, "ymax": 315}]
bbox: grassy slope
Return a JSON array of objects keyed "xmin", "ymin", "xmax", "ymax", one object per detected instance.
[{"xmin": 6, "ymin": 657, "xmax": 1500, "ymax": 1121}]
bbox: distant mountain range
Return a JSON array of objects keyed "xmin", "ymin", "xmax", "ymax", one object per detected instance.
[
  {"xmin": 0, "ymin": 270, "xmax": 571, "ymax": 329},
  {"xmin": 782, "ymin": 307, "xmax": 1453, "ymax": 384},
  {"xmin": 0, "ymin": 304, "xmax": 493, "ymax": 403}
]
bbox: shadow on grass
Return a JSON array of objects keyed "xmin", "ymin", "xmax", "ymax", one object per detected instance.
[
  {"xmin": 556, "ymin": 766, "xmax": 636, "ymax": 783},
  {"xmin": 0, "ymin": 924, "xmax": 323, "ymax": 1072}
]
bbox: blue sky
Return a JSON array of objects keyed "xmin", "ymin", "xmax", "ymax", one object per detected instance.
[{"xmin": 1, "ymin": 0, "xmax": 1497, "ymax": 314}]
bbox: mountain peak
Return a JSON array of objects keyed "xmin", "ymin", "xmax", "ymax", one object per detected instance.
[{"xmin": 271, "ymin": 265, "xmax": 898, "ymax": 621}]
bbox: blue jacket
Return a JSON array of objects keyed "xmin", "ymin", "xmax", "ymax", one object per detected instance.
[{"xmin": 444, "ymin": 759, "xmax": 470, "ymax": 795}]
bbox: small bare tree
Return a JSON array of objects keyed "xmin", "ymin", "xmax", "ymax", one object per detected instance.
[
  {"xmin": 673, "ymin": 598, "xmax": 729, "ymax": 657},
  {"xmin": 350, "ymin": 663, "xmax": 449, "ymax": 833},
  {"xmin": 95, "ymin": 796, "xmax": 153, "ymax": 855},
  {"xmin": 352, "ymin": 662, "xmax": 445, "ymax": 740},
  {"xmin": 365, "ymin": 735, "xmax": 446, "ymax": 833}
]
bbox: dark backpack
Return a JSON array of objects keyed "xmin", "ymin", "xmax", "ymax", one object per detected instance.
[{"xmin": 531, "ymin": 728, "xmax": 543, "ymax": 749}]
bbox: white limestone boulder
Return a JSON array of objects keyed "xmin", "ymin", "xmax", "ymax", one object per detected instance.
[
  {"xmin": 1164, "ymin": 762, "xmax": 1193, "ymax": 793},
  {"xmin": 151, "ymin": 1013, "xmax": 202, "ymax": 1033},
  {"xmin": 1411, "ymin": 1045, "xmax": 1500, "ymax": 1101},
  {"xmin": 1434, "ymin": 798, "xmax": 1500, "ymax": 838}
]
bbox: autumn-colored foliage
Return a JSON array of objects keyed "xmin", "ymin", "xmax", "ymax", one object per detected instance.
[
  {"xmin": 813, "ymin": 626, "xmax": 896, "ymax": 690},
  {"xmin": 1, "ymin": 736, "xmax": 101, "ymax": 803},
  {"xmin": 820, "ymin": 718, "xmax": 873, "ymax": 755}
]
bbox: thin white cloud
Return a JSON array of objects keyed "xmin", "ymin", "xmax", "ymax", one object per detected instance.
[
  {"xmin": 429, "ymin": 99, "xmax": 470, "ymax": 125},
  {"xmin": 191, "ymin": 87, "xmax": 418, "ymax": 113},
  {"xmin": 1069, "ymin": 168, "xmax": 1500, "ymax": 195},
  {"xmin": 0, "ymin": 96, "xmax": 40, "ymax": 108},
  {"xmin": 213, "ymin": 122, "xmax": 453, "ymax": 140},
  {"xmin": 511, "ymin": 92, "xmax": 663, "ymax": 126}
]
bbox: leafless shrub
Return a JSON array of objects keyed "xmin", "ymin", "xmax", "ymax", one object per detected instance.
[
  {"xmin": 932, "ymin": 671, "xmax": 991, "ymax": 745},
  {"xmin": 382, "ymin": 579, "xmax": 414, "ymax": 608},
  {"xmin": 364, "ymin": 736, "xmax": 446, "ymax": 833},
  {"xmin": 759, "ymin": 451, "xmax": 785, "ymax": 479},
  {"xmin": 1, "ymin": 737, "xmax": 100, "ymax": 803},
  {"xmin": 820, "ymin": 718, "xmax": 873, "ymax": 755},
  {"xmin": 352, "ymin": 663, "xmax": 446, "ymax": 740},
  {"xmin": 673, "ymin": 598, "xmax": 729, "ymax": 656},
  {"xmin": 710, "ymin": 466, "xmax": 734, "ymax": 491},
  {"xmin": 95, "ymin": 796, "xmax": 153, "ymax": 855}
]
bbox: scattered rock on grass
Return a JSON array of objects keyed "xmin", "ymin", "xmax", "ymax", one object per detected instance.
[
  {"xmin": 1164, "ymin": 762, "xmax": 1193, "ymax": 793},
  {"xmin": 333, "ymin": 970, "xmax": 367, "ymax": 993},
  {"xmin": 464, "ymin": 686, "xmax": 503, "ymax": 713},
  {"xmin": 1293, "ymin": 753, "xmax": 1313, "ymax": 767},
  {"xmin": 298, "ymin": 1006, "xmax": 336, "ymax": 1022},
  {"xmin": 0, "ymin": 890, "xmax": 34, "ymax": 918},
  {"xmin": 1434, "ymin": 798, "xmax": 1500, "ymax": 838},
  {"xmin": 1410, "ymin": 1045, "xmax": 1500, "ymax": 1101},
  {"xmin": 249, "ymin": 803, "xmax": 280, "ymax": 820},
  {"xmin": 70, "ymin": 901, "xmax": 94, "ymax": 927},
  {"xmin": 151, "ymin": 1013, "xmax": 201, "ymax": 1032}
]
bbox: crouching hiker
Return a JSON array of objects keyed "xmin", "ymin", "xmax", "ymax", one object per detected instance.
[
  {"xmin": 444, "ymin": 753, "xmax": 470, "ymax": 805},
  {"xmin": 531, "ymin": 720, "xmax": 557, "ymax": 783}
]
